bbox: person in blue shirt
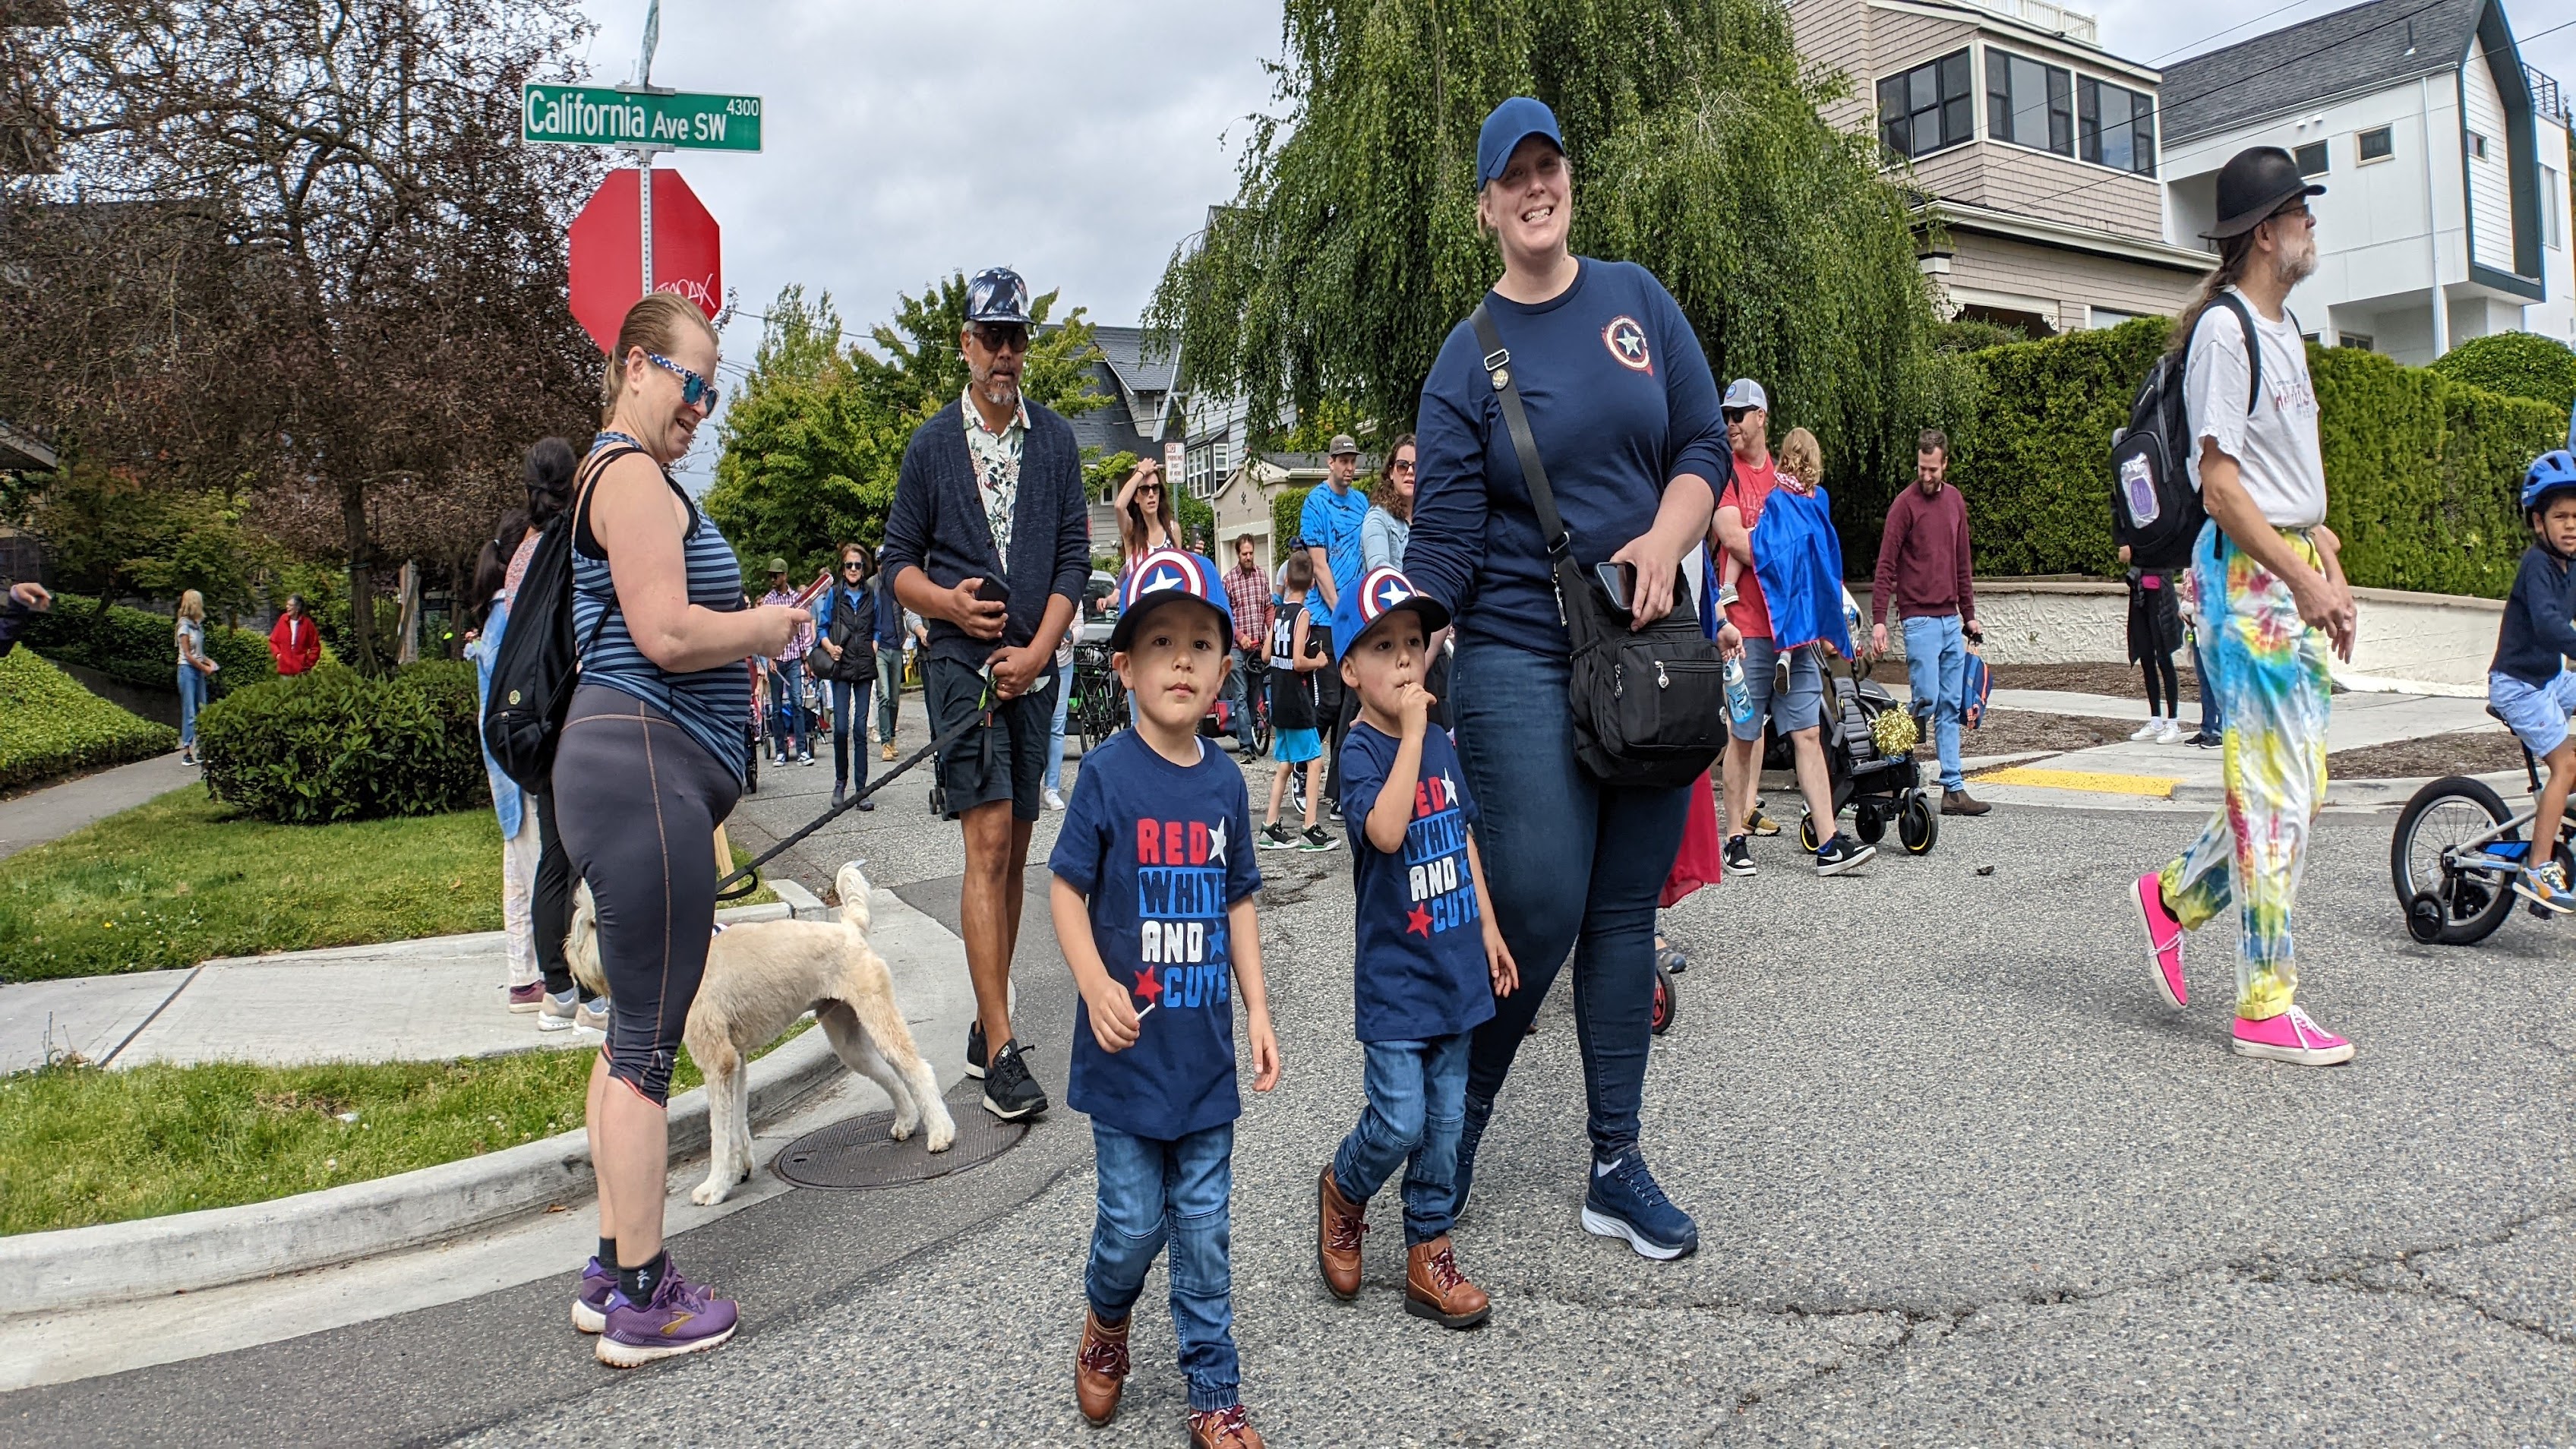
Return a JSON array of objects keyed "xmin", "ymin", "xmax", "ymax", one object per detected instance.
[
  {"xmin": 1404, "ymin": 96, "xmax": 1729, "ymax": 1263},
  {"xmin": 1303, "ymin": 434, "xmax": 1373, "ymax": 811},
  {"xmin": 810, "ymin": 542, "xmax": 879, "ymax": 810},
  {"xmin": 1050, "ymin": 546, "xmax": 1280, "ymax": 1448},
  {"xmin": 2490, "ymin": 450, "xmax": 2576, "ymax": 912},
  {"xmin": 1313, "ymin": 564, "xmax": 1517, "ymax": 1330}
]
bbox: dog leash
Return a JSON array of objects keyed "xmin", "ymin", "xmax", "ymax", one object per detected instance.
[{"xmin": 714, "ymin": 664, "xmax": 1009, "ymax": 901}]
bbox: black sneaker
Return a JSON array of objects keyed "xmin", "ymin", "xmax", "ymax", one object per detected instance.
[
  {"xmin": 1326, "ymin": 797, "xmax": 1343, "ymax": 822},
  {"xmin": 982, "ymin": 1039, "xmax": 1048, "ymax": 1121},
  {"xmin": 1258, "ymin": 822, "xmax": 1299, "ymax": 851},
  {"xmin": 964, "ymin": 1021, "xmax": 988, "ymax": 1079},
  {"xmin": 1814, "ymin": 833, "xmax": 1875, "ymax": 876},
  {"xmin": 1722, "ymin": 835, "xmax": 1755, "ymax": 876},
  {"xmin": 1299, "ymin": 826, "xmax": 1339, "ymax": 852}
]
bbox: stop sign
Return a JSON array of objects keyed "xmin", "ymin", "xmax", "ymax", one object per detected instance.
[{"xmin": 567, "ymin": 168, "xmax": 723, "ymax": 355}]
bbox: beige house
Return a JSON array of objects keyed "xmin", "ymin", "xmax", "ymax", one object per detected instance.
[
  {"xmin": 1207, "ymin": 450, "xmax": 1379, "ymax": 567},
  {"xmin": 1791, "ymin": 0, "xmax": 2215, "ymax": 333}
]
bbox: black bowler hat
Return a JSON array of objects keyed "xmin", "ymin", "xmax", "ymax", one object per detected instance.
[{"xmin": 2202, "ymin": 146, "xmax": 2325, "ymax": 240}]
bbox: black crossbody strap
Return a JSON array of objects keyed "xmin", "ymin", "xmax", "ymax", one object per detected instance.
[
  {"xmin": 1470, "ymin": 303, "xmax": 1576, "ymax": 562},
  {"xmin": 568, "ymin": 444, "xmax": 647, "ymax": 668}
]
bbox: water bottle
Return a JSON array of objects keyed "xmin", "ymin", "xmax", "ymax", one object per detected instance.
[{"xmin": 1723, "ymin": 652, "xmax": 1754, "ymax": 731}]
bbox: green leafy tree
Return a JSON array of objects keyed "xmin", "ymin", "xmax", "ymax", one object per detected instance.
[
  {"xmin": 2426, "ymin": 332, "xmax": 2576, "ymax": 412},
  {"xmin": 1151, "ymin": 0, "xmax": 1945, "ymax": 512}
]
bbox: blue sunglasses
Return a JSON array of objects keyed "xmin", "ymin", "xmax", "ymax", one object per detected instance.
[{"xmin": 646, "ymin": 352, "xmax": 721, "ymax": 411}]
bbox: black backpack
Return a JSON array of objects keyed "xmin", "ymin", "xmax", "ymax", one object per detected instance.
[
  {"xmin": 483, "ymin": 445, "xmax": 639, "ymax": 794},
  {"xmin": 2110, "ymin": 294, "xmax": 2267, "ymax": 570}
]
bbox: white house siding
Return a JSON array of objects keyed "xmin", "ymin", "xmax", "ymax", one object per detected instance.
[{"xmin": 2464, "ymin": 39, "xmax": 2515, "ymax": 274}]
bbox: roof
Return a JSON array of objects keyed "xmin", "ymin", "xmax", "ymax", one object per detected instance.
[
  {"xmin": 2161, "ymin": 0, "xmax": 2487, "ymax": 144},
  {"xmin": 1088, "ymin": 325, "xmax": 1177, "ymax": 396},
  {"xmin": 1062, "ymin": 354, "xmax": 1181, "ymax": 462}
]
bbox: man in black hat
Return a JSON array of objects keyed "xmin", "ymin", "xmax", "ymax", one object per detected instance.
[
  {"xmin": 2127, "ymin": 146, "xmax": 2360, "ymax": 1070},
  {"xmin": 884, "ymin": 265, "xmax": 1093, "ymax": 1121}
]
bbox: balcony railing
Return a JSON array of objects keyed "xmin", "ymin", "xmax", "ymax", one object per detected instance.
[
  {"xmin": 2529, "ymin": 65, "xmax": 2570, "ymax": 129},
  {"xmin": 1959, "ymin": 0, "xmax": 2099, "ymax": 45}
]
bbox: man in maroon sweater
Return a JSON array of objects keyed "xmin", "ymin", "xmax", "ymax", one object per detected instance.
[{"xmin": 1870, "ymin": 431, "xmax": 1990, "ymax": 816}]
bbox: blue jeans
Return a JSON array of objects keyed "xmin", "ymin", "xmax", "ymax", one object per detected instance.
[
  {"xmin": 828, "ymin": 677, "xmax": 873, "ymax": 791},
  {"xmin": 177, "ymin": 665, "xmax": 207, "ymax": 747},
  {"xmin": 1331, "ymin": 1033, "xmax": 1471, "ymax": 1244},
  {"xmin": 1451, "ymin": 639, "xmax": 1690, "ymax": 1161},
  {"xmin": 768, "ymin": 658, "xmax": 807, "ymax": 755},
  {"xmin": 1088, "ymin": 1120, "xmax": 1239, "ymax": 1413},
  {"xmin": 1223, "ymin": 649, "xmax": 1259, "ymax": 750},
  {"xmin": 1902, "ymin": 614, "xmax": 1967, "ymax": 791},
  {"xmin": 2191, "ymin": 631, "xmax": 2223, "ymax": 738},
  {"xmin": 1046, "ymin": 658, "xmax": 1072, "ymax": 794}
]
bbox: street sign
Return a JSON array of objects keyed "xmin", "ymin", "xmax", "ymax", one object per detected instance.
[
  {"xmin": 567, "ymin": 168, "xmax": 722, "ymax": 354},
  {"xmin": 522, "ymin": 84, "xmax": 762, "ymax": 153}
]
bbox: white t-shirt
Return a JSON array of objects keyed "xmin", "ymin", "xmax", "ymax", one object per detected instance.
[{"xmin": 2182, "ymin": 288, "xmax": 2326, "ymax": 528}]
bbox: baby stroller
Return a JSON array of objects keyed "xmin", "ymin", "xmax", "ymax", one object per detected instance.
[{"xmin": 1762, "ymin": 592, "xmax": 1940, "ymax": 857}]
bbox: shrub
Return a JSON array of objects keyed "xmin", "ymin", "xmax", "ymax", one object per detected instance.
[
  {"xmin": 196, "ymin": 661, "xmax": 489, "ymax": 823},
  {"xmin": 1270, "ymin": 485, "xmax": 1312, "ymax": 565},
  {"xmin": 2426, "ymin": 332, "xmax": 2576, "ymax": 412},
  {"xmin": 0, "ymin": 649, "xmax": 178, "ymax": 792},
  {"xmin": 17, "ymin": 592, "xmax": 274, "ymax": 695}
]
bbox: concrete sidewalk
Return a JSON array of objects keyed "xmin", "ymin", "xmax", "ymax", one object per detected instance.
[{"xmin": 0, "ymin": 752, "xmax": 194, "ymax": 863}]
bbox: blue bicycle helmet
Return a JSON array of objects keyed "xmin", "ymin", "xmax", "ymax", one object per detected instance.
[{"xmin": 2524, "ymin": 449, "xmax": 2576, "ymax": 514}]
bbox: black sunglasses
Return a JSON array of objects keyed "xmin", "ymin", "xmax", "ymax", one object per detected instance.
[
  {"xmin": 968, "ymin": 323, "xmax": 1030, "ymax": 354},
  {"xmin": 646, "ymin": 352, "xmax": 721, "ymax": 411},
  {"xmin": 841, "ymin": 559, "xmax": 866, "ymax": 570},
  {"xmin": 1722, "ymin": 406, "xmax": 1755, "ymax": 423}
]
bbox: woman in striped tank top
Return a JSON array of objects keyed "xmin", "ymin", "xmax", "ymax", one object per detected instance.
[{"xmin": 552, "ymin": 292, "xmax": 809, "ymax": 1368}]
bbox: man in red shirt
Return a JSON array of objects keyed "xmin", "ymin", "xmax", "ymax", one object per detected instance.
[{"xmin": 1870, "ymin": 431, "xmax": 1988, "ymax": 816}]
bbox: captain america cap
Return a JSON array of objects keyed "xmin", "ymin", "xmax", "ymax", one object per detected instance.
[
  {"xmin": 1331, "ymin": 565, "xmax": 1451, "ymax": 665},
  {"xmin": 1110, "ymin": 548, "xmax": 1233, "ymax": 652}
]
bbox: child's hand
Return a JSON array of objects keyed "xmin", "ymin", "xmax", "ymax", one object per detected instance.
[
  {"xmin": 1246, "ymin": 1006, "xmax": 1280, "ymax": 1091},
  {"xmin": 1082, "ymin": 974, "xmax": 1142, "ymax": 1053},
  {"xmin": 1397, "ymin": 682, "xmax": 1435, "ymax": 735},
  {"xmin": 1483, "ymin": 918, "xmax": 1520, "ymax": 998}
]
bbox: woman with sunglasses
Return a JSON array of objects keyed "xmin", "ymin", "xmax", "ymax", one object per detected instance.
[
  {"xmin": 554, "ymin": 292, "xmax": 809, "ymax": 1367},
  {"xmin": 813, "ymin": 543, "xmax": 880, "ymax": 809},
  {"xmin": 1114, "ymin": 459, "xmax": 1179, "ymax": 577}
]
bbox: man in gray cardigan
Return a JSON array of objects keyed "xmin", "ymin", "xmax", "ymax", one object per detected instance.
[{"xmin": 884, "ymin": 267, "xmax": 1090, "ymax": 1122}]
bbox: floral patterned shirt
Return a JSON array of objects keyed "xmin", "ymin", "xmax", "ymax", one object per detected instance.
[{"xmin": 960, "ymin": 387, "xmax": 1030, "ymax": 566}]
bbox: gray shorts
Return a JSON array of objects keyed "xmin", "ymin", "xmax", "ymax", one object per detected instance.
[{"xmin": 1733, "ymin": 635, "xmax": 1825, "ymax": 742}]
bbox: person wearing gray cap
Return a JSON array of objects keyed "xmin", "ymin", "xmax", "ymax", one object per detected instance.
[
  {"xmin": 2128, "ymin": 145, "xmax": 2359, "ymax": 1069},
  {"xmin": 1302, "ymin": 432, "xmax": 1370, "ymax": 807}
]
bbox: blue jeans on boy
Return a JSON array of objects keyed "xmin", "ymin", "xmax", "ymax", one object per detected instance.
[
  {"xmin": 2191, "ymin": 632, "xmax": 2223, "ymax": 739},
  {"xmin": 1901, "ymin": 613, "xmax": 1967, "ymax": 791},
  {"xmin": 1331, "ymin": 1033, "xmax": 1471, "ymax": 1244},
  {"xmin": 177, "ymin": 665, "xmax": 207, "ymax": 747},
  {"xmin": 1046, "ymin": 658, "xmax": 1072, "ymax": 794},
  {"xmin": 1088, "ymin": 1121, "xmax": 1239, "ymax": 1412}
]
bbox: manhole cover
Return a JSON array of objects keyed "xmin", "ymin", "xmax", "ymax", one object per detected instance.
[{"xmin": 772, "ymin": 1094, "xmax": 1027, "ymax": 1189}]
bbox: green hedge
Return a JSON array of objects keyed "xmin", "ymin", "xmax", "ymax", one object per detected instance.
[
  {"xmin": 1943, "ymin": 317, "xmax": 2566, "ymax": 597},
  {"xmin": 0, "ymin": 649, "xmax": 178, "ymax": 792},
  {"xmin": 1271, "ymin": 486, "xmax": 1312, "ymax": 566},
  {"xmin": 18, "ymin": 593, "xmax": 275, "ymax": 695},
  {"xmin": 2426, "ymin": 331, "xmax": 2576, "ymax": 412},
  {"xmin": 196, "ymin": 661, "xmax": 488, "ymax": 824}
]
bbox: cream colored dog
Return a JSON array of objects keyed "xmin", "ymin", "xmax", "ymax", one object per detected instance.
[{"xmin": 569, "ymin": 861, "xmax": 955, "ymax": 1206}]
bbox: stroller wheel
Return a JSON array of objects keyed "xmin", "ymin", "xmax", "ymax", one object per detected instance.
[
  {"xmin": 1853, "ymin": 803, "xmax": 1887, "ymax": 845},
  {"xmin": 1650, "ymin": 966, "xmax": 1678, "ymax": 1036},
  {"xmin": 1899, "ymin": 792, "xmax": 1939, "ymax": 855},
  {"xmin": 1798, "ymin": 813, "xmax": 1821, "ymax": 854}
]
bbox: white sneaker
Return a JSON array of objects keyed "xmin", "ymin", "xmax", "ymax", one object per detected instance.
[
  {"xmin": 2156, "ymin": 718, "xmax": 2186, "ymax": 743},
  {"xmin": 1044, "ymin": 788, "xmax": 1066, "ymax": 812},
  {"xmin": 2128, "ymin": 720, "xmax": 2162, "ymax": 742}
]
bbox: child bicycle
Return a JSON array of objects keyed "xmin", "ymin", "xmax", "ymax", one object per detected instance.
[{"xmin": 2389, "ymin": 731, "xmax": 2576, "ymax": 945}]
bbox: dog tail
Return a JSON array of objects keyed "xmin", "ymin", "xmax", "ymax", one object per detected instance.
[{"xmin": 834, "ymin": 862, "xmax": 873, "ymax": 933}]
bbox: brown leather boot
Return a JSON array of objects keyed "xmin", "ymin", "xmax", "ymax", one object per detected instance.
[
  {"xmin": 1073, "ymin": 1309, "xmax": 1129, "ymax": 1426},
  {"xmin": 1316, "ymin": 1165, "xmax": 1367, "ymax": 1300},
  {"xmin": 1404, "ymin": 1236, "xmax": 1492, "ymax": 1328},
  {"xmin": 1186, "ymin": 1403, "xmax": 1265, "ymax": 1448}
]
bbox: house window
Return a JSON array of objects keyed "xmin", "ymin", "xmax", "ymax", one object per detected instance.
[
  {"xmin": 2076, "ymin": 76, "xmax": 2156, "ymax": 175},
  {"xmin": 2339, "ymin": 333, "xmax": 2375, "ymax": 352},
  {"xmin": 2293, "ymin": 140, "xmax": 2328, "ymax": 176},
  {"xmin": 1877, "ymin": 49, "xmax": 1974, "ymax": 160},
  {"xmin": 2357, "ymin": 125, "xmax": 2394, "ymax": 163},
  {"xmin": 2467, "ymin": 131, "xmax": 2491, "ymax": 162},
  {"xmin": 1988, "ymin": 49, "xmax": 2073, "ymax": 156},
  {"xmin": 2546, "ymin": 166, "xmax": 2564, "ymax": 249}
]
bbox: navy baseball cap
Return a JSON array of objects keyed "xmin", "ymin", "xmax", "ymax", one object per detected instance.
[
  {"xmin": 1110, "ymin": 548, "xmax": 1233, "ymax": 652},
  {"xmin": 964, "ymin": 267, "xmax": 1033, "ymax": 326},
  {"xmin": 1476, "ymin": 96, "xmax": 1564, "ymax": 191},
  {"xmin": 1331, "ymin": 565, "xmax": 1450, "ymax": 665}
]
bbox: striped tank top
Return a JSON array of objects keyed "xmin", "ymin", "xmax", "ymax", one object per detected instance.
[{"xmin": 571, "ymin": 437, "xmax": 753, "ymax": 781}]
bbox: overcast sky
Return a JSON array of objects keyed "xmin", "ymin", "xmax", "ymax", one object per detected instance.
[{"xmin": 565, "ymin": 0, "xmax": 2575, "ymax": 485}]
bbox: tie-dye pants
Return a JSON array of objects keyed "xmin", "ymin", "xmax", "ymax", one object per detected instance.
[{"xmin": 2157, "ymin": 523, "xmax": 2331, "ymax": 1021}]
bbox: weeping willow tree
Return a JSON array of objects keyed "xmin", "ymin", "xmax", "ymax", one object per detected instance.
[{"xmin": 1151, "ymin": 0, "xmax": 1963, "ymax": 534}]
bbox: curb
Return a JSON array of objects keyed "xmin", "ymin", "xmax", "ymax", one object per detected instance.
[
  {"xmin": 2170, "ymin": 768, "xmax": 2529, "ymax": 811},
  {"xmin": 0, "ymin": 1018, "xmax": 844, "ymax": 1315}
]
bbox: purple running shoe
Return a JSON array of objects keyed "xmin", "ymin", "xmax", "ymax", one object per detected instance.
[
  {"xmin": 594, "ymin": 1260, "xmax": 738, "ymax": 1367},
  {"xmin": 571, "ymin": 1256, "xmax": 616, "ymax": 1334}
]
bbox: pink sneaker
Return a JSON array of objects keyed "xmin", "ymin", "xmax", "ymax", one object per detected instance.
[
  {"xmin": 2231, "ymin": 1005, "xmax": 2354, "ymax": 1065},
  {"xmin": 2131, "ymin": 873, "xmax": 2187, "ymax": 1008}
]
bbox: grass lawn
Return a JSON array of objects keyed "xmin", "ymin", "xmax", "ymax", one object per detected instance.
[
  {"xmin": 0, "ymin": 786, "xmax": 777, "ymax": 982},
  {"xmin": 0, "ymin": 1024, "xmax": 805, "ymax": 1234}
]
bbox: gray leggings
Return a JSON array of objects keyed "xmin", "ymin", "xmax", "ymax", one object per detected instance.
[{"xmin": 551, "ymin": 687, "xmax": 740, "ymax": 1104}]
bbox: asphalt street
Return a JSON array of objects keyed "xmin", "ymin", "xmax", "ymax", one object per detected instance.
[{"xmin": 6, "ymin": 731, "xmax": 2573, "ymax": 1447}]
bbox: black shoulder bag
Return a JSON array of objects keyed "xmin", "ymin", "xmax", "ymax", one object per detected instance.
[
  {"xmin": 481, "ymin": 444, "xmax": 639, "ymax": 794},
  {"xmin": 1470, "ymin": 304, "xmax": 1729, "ymax": 791}
]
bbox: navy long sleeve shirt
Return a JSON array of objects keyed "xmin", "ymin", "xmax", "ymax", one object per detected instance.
[
  {"xmin": 880, "ymin": 398, "xmax": 1091, "ymax": 669},
  {"xmin": 1406, "ymin": 257, "xmax": 1732, "ymax": 658},
  {"xmin": 2492, "ymin": 544, "xmax": 2576, "ymax": 686}
]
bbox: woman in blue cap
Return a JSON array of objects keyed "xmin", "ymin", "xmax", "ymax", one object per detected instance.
[{"xmin": 1405, "ymin": 96, "xmax": 1730, "ymax": 1261}]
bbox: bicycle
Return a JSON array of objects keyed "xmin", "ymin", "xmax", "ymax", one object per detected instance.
[
  {"xmin": 1069, "ymin": 640, "xmax": 1126, "ymax": 755},
  {"xmin": 1203, "ymin": 653, "xmax": 1273, "ymax": 759},
  {"xmin": 2389, "ymin": 708, "xmax": 2575, "ymax": 945}
]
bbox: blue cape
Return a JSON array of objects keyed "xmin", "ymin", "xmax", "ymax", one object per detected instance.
[{"xmin": 1750, "ymin": 484, "xmax": 1852, "ymax": 655}]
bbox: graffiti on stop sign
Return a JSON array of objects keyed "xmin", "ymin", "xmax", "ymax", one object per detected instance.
[{"xmin": 658, "ymin": 270, "xmax": 719, "ymax": 312}]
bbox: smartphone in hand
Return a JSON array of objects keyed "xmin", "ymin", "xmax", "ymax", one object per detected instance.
[{"xmin": 1593, "ymin": 562, "xmax": 1634, "ymax": 614}]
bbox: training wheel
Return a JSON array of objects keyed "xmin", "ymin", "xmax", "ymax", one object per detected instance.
[
  {"xmin": 1650, "ymin": 966, "xmax": 1677, "ymax": 1036},
  {"xmin": 1797, "ymin": 813, "xmax": 1821, "ymax": 854},
  {"xmin": 2405, "ymin": 892, "xmax": 2448, "ymax": 945}
]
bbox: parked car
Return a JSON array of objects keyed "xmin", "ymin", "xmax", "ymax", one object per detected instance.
[{"xmin": 1077, "ymin": 569, "xmax": 1118, "ymax": 646}]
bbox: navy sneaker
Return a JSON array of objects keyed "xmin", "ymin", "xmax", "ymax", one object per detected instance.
[
  {"xmin": 1581, "ymin": 1152, "xmax": 1698, "ymax": 1261},
  {"xmin": 1450, "ymin": 1092, "xmax": 1493, "ymax": 1221},
  {"xmin": 964, "ymin": 1020, "xmax": 990, "ymax": 1080},
  {"xmin": 571, "ymin": 1255, "xmax": 616, "ymax": 1334}
]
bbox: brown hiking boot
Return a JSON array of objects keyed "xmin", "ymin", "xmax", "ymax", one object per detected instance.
[
  {"xmin": 1073, "ymin": 1309, "xmax": 1129, "ymax": 1426},
  {"xmin": 1316, "ymin": 1166, "xmax": 1367, "ymax": 1300},
  {"xmin": 1942, "ymin": 788, "xmax": 1991, "ymax": 816},
  {"xmin": 881, "ymin": 739, "xmax": 896, "ymax": 762},
  {"xmin": 1404, "ymin": 1236, "xmax": 1492, "ymax": 1328},
  {"xmin": 1187, "ymin": 1403, "xmax": 1264, "ymax": 1449}
]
